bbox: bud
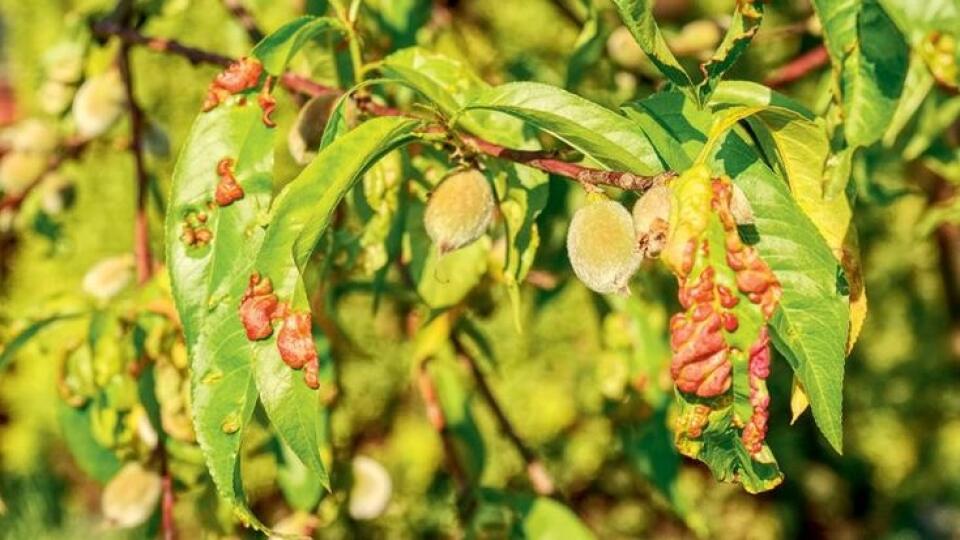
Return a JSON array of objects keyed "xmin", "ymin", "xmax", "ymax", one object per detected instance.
[
  {"xmin": 424, "ymin": 169, "xmax": 495, "ymax": 254},
  {"xmin": 632, "ymin": 185, "xmax": 672, "ymax": 258},
  {"xmin": 101, "ymin": 462, "xmax": 162, "ymax": 528},
  {"xmin": 72, "ymin": 70, "xmax": 126, "ymax": 138},
  {"xmin": 567, "ymin": 199, "xmax": 642, "ymax": 295},
  {"xmin": 349, "ymin": 456, "xmax": 392, "ymax": 520}
]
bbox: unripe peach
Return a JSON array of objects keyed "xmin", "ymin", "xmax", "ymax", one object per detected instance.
[
  {"xmin": 424, "ymin": 169, "xmax": 494, "ymax": 254},
  {"xmin": 567, "ymin": 199, "xmax": 642, "ymax": 295},
  {"xmin": 632, "ymin": 185, "xmax": 672, "ymax": 258},
  {"xmin": 72, "ymin": 70, "xmax": 126, "ymax": 138},
  {"xmin": 288, "ymin": 94, "xmax": 336, "ymax": 165}
]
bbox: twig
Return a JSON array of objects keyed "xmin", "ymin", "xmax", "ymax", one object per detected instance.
[
  {"xmin": 764, "ymin": 45, "xmax": 829, "ymax": 88},
  {"xmin": 91, "ymin": 21, "xmax": 233, "ymax": 67},
  {"xmin": 89, "ymin": 22, "xmax": 675, "ymax": 191},
  {"xmin": 416, "ymin": 362, "xmax": 471, "ymax": 501},
  {"xmin": 220, "ymin": 0, "xmax": 265, "ymax": 43},
  {"xmin": 117, "ymin": 41, "xmax": 154, "ymax": 285},
  {"xmin": 452, "ymin": 335, "xmax": 556, "ymax": 496}
]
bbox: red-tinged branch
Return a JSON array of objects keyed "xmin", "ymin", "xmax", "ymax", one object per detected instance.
[
  {"xmin": 764, "ymin": 45, "xmax": 829, "ymax": 88},
  {"xmin": 416, "ymin": 362, "xmax": 471, "ymax": 502},
  {"xmin": 0, "ymin": 138, "xmax": 88, "ymax": 211},
  {"xmin": 91, "ymin": 21, "xmax": 233, "ymax": 67},
  {"xmin": 89, "ymin": 22, "xmax": 675, "ymax": 191},
  {"xmin": 117, "ymin": 42, "xmax": 154, "ymax": 285},
  {"xmin": 220, "ymin": 0, "xmax": 265, "ymax": 43},
  {"xmin": 452, "ymin": 335, "xmax": 556, "ymax": 496}
]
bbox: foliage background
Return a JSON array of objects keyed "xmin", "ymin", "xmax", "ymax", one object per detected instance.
[{"xmin": 0, "ymin": 0, "xmax": 958, "ymax": 538}]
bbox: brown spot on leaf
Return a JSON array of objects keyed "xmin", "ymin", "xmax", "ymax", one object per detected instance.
[
  {"xmin": 277, "ymin": 310, "xmax": 320, "ymax": 389},
  {"xmin": 202, "ymin": 58, "xmax": 263, "ymax": 112},
  {"xmin": 215, "ymin": 158, "xmax": 244, "ymax": 206},
  {"xmin": 239, "ymin": 272, "xmax": 278, "ymax": 340}
]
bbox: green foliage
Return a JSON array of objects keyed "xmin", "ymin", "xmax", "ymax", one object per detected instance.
[{"xmin": 2, "ymin": 0, "xmax": 960, "ymax": 538}]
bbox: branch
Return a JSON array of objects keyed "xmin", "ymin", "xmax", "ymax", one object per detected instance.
[
  {"xmin": 764, "ymin": 45, "xmax": 829, "ymax": 88},
  {"xmin": 117, "ymin": 41, "xmax": 154, "ymax": 285},
  {"xmin": 91, "ymin": 20, "xmax": 233, "ymax": 67},
  {"xmin": 220, "ymin": 0, "xmax": 265, "ymax": 43},
  {"xmin": 416, "ymin": 362, "xmax": 472, "ymax": 506},
  {"xmin": 452, "ymin": 335, "xmax": 555, "ymax": 496},
  {"xmin": 89, "ymin": 22, "xmax": 675, "ymax": 191}
]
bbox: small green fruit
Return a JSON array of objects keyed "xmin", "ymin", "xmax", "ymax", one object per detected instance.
[
  {"xmin": 288, "ymin": 94, "xmax": 336, "ymax": 165},
  {"xmin": 424, "ymin": 169, "xmax": 495, "ymax": 254},
  {"xmin": 632, "ymin": 185, "xmax": 672, "ymax": 258},
  {"xmin": 567, "ymin": 199, "xmax": 642, "ymax": 295}
]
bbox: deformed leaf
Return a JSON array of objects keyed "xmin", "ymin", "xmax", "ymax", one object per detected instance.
[
  {"xmin": 166, "ymin": 101, "xmax": 274, "ymax": 528},
  {"xmin": 249, "ymin": 116, "xmax": 421, "ymax": 484}
]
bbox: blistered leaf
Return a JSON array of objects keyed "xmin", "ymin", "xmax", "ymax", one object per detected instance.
[
  {"xmin": 166, "ymin": 89, "xmax": 274, "ymax": 528},
  {"xmin": 249, "ymin": 117, "xmax": 420, "ymax": 485}
]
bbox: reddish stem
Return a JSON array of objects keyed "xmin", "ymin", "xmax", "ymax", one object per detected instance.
[
  {"xmin": 764, "ymin": 45, "xmax": 829, "ymax": 88},
  {"xmin": 117, "ymin": 42, "xmax": 154, "ymax": 284},
  {"xmin": 90, "ymin": 22, "xmax": 674, "ymax": 190}
]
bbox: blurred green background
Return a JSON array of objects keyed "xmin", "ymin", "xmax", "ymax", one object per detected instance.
[{"xmin": 1, "ymin": 0, "xmax": 959, "ymax": 538}]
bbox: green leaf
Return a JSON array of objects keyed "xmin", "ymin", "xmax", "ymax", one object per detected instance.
[
  {"xmin": 478, "ymin": 490, "xmax": 596, "ymax": 540},
  {"xmin": 429, "ymin": 353, "xmax": 486, "ymax": 482},
  {"xmin": 612, "ymin": 1, "xmax": 763, "ymax": 103},
  {"xmin": 0, "ymin": 313, "xmax": 83, "ymax": 372},
  {"xmin": 380, "ymin": 47, "xmax": 532, "ymax": 147},
  {"xmin": 380, "ymin": 47, "xmax": 486, "ymax": 119},
  {"xmin": 719, "ymin": 141, "xmax": 849, "ymax": 453},
  {"xmin": 166, "ymin": 102, "xmax": 275, "ymax": 528},
  {"xmin": 566, "ymin": 2, "xmax": 604, "ymax": 90},
  {"xmin": 465, "ymin": 82, "xmax": 664, "ymax": 174},
  {"xmin": 877, "ymin": 0, "xmax": 960, "ymax": 43},
  {"xmin": 697, "ymin": 1, "xmax": 764, "ymax": 102},
  {"xmin": 251, "ymin": 16, "xmax": 346, "ymax": 75},
  {"xmin": 610, "ymin": 0, "xmax": 693, "ymax": 91},
  {"xmin": 250, "ymin": 116, "xmax": 421, "ymax": 481},
  {"xmin": 812, "ymin": 0, "xmax": 909, "ymax": 148},
  {"xmin": 711, "ymin": 80, "xmax": 815, "ymax": 119},
  {"xmin": 57, "ymin": 400, "xmax": 122, "ymax": 484}
]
